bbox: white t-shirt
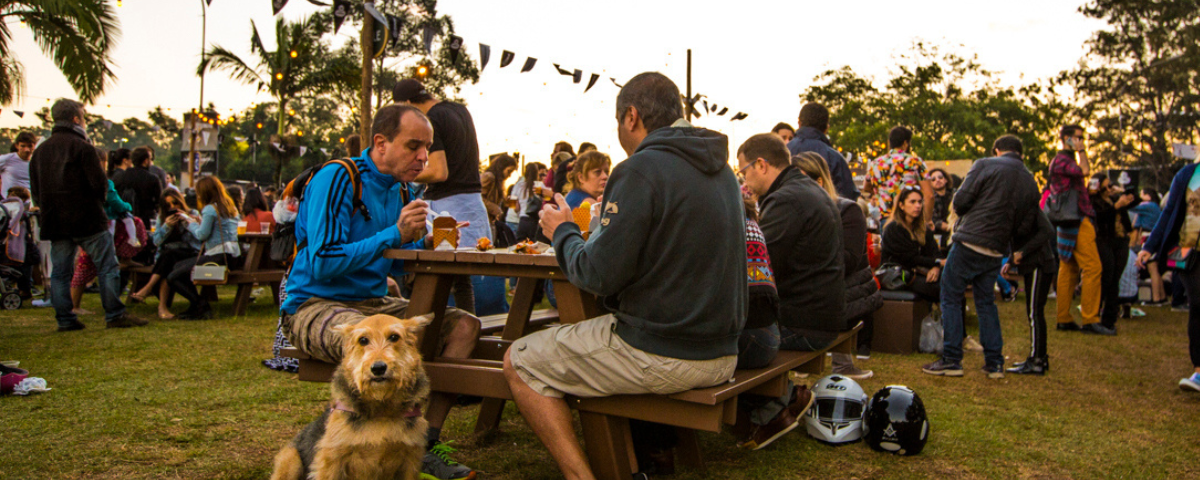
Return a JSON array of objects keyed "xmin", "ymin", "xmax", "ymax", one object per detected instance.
[{"xmin": 0, "ymin": 152, "xmax": 30, "ymax": 195}]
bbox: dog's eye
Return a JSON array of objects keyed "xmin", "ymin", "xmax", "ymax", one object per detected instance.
[
  {"xmin": 387, "ymin": 333, "xmax": 400, "ymax": 342},
  {"xmin": 358, "ymin": 336, "xmax": 369, "ymax": 346}
]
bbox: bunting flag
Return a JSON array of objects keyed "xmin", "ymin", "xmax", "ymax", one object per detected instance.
[
  {"xmin": 320, "ymin": 148, "xmax": 329, "ymax": 155},
  {"xmin": 422, "ymin": 24, "xmax": 437, "ymax": 55},
  {"xmin": 206, "ymin": 0, "xmax": 213, "ymax": 5},
  {"xmin": 702, "ymin": 100, "xmax": 708, "ymax": 113},
  {"xmin": 200, "ymin": 131, "xmax": 211, "ymax": 145},
  {"xmin": 611, "ymin": 77, "xmax": 624, "ymax": 88},
  {"xmin": 709, "ymin": 103, "xmax": 718, "ymax": 113},
  {"xmin": 585, "ymin": 74, "xmax": 600, "ymax": 93},
  {"xmin": 448, "ymin": 35, "xmax": 463, "ymax": 63},
  {"xmin": 332, "ymin": 0, "xmax": 350, "ymax": 33},
  {"xmin": 572, "ymin": 69, "xmax": 582, "ymax": 83},
  {"xmin": 717, "ymin": 107, "xmax": 728, "ymax": 116},
  {"xmin": 388, "ymin": 15, "xmax": 403, "ymax": 50},
  {"xmin": 731, "ymin": 112, "xmax": 748, "ymax": 121},
  {"xmin": 363, "ymin": 2, "xmax": 388, "ymax": 58},
  {"xmin": 272, "ymin": 142, "xmax": 283, "ymax": 152},
  {"xmin": 306, "ymin": 0, "xmax": 329, "ymax": 5},
  {"xmin": 299, "ymin": 146, "xmax": 308, "ymax": 156},
  {"xmin": 500, "ymin": 50, "xmax": 515, "ymax": 68},
  {"xmin": 13, "ymin": 111, "xmax": 23, "ymax": 118},
  {"xmin": 272, "ymin": 0, "xmax": 288, "ymax": 15},
  {"xmin": 479, "ymin": 44, "xmax": 491, "ymax": 70},
  {"xmin": 521, "ymin": 57, "xmax": 537, "ymax": 73},
  {"xmin": 554, "ymin": 64, "xmax": 572, "ymax": 76}
]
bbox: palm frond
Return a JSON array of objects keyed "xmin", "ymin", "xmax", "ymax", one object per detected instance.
[
  {"xmin": 0, "ymin": 56, "xmax": 25, "ymax": 105},
  {"xmin": 201, "ymin": 46, "xmax": 268, "ymax": 92},
  {"xmin": 15, "ymin": 0, "xmax": 120, "ymax": 103}
]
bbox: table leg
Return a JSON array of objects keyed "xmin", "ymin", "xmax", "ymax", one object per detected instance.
[
  {"xmin": 675, "ymin": 427, "xmax": 704, "ymax": 471},
  {"xmin": 408, "ymin": 273, "xmax": 453, "ymax": 359},
  {"xmin": 552, "ymin": 279, "xmax": 599, "ymax": 324},
  {"xmin": 474, "ymin": 276, "xmax": 541, "ymax": 434},
  {"xmin": 580, "ymin": 411, "xmax": 636, "ymax": 480},
  {"xmin": 232, "ymin": 284, "xmax": 252, "ymax": 316}
]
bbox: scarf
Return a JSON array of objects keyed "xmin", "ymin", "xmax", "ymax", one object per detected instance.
[{"xmin": 1056, "ymin": 225, "xmax": 1079, "ymax": 262}]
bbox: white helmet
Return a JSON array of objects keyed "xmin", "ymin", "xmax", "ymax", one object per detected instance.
[{"xmin": 804, "ymin": 375, "xmax": 868, "ymax": 444}]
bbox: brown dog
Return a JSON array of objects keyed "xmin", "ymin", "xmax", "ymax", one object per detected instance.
[{"xmin": 271, "ymin": 314, "xmax": 432, "ymax": 480}]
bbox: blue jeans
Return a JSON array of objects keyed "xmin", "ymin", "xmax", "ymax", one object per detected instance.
[
  {"xmin": 941, "ymin": 243, "xmax": 1004, "ymax": 366},
  {"xmin": 51, "ymin": 230, "xmax": 125, "ymax": 326},
  {"xmin": 737, "ymin": 324, "xmax": 780, "ymax": 369}
]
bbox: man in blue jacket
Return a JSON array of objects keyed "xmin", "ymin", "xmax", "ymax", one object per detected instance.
[
  {"xmin": 281, "ymin": 104, "xmax": 481, "ymax": 480},
  {"xmin": 787, "ymin": 102, "xmax": 859, "ymax": 200},
  {"xmin": 503, "ymin": 72, "xmax": 745, "ymax": 480}
]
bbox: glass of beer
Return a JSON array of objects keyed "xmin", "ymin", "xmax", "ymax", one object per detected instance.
[{"xmin": 237, "ymin": 221, "xmax": 247, "ymax": 235}]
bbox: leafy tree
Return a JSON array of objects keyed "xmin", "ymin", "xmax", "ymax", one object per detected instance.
[
  {"xmin": 0, "ymin": 0, "xmax": 120, "ymax": 104},
  {"xmin": 199, "ymin": 13, "xmax": 359, "ymax": 186},
  {"xmin": 1058, "ymin": 0, "xmax": 1200, "ymax": 188}
]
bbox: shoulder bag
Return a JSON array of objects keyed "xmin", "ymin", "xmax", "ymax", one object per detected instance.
[
  {"xmin": 1042, "ymin": 158, "xmax": 1083, "ymax": 226},
  {"xmin": 191, "ymin": 216, "xmax": 231, "ymax": 285}
]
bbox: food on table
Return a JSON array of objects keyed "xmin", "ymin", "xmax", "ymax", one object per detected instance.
[{"xmin": 476, "ymin": 237, "xmax": 492, "ymax": 251}]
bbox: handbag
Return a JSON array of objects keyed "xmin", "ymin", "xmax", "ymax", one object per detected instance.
[
  {"xmin": 270, "ymin": 222, "xmax": 296, "ymax": 262},
  {"xmin": 1167, "ymin": 246, "xmax": 1199, "ymax": 272},
  {"xmin": 874, "ymin": 263, "xmax": 914, "ymax": 291},
  {"xmin": 191, "ymin": 217, "xmax": 231, "ymax": 286},
  {"xmin": 1042, "ymin": 158, "xmax": 1083, "ymax": 226}
]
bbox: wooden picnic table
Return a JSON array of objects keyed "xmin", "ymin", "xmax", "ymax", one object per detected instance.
[
  {"xmin": 381, "ymin": 247, "xmax": 600, "ymax": 433},
  {"xmin": 228, "ymin": 232, "xmax": 285, "ymax": 316}
]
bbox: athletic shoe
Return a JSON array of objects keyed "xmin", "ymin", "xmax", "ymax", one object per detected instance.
[
  {"xmin": 964, "ymin": 335, "xmax": 984, "ymax": 352},
  {"xmin": 1056, "ymin": 322, "xmax": 1082, "ymax": 331},
  {"xmin": 30, "ymin": 299, "xmax": 52, "ymax": 308},
  {"xmin": 832, "ymin": 364, "xmax": 874, "ymax": 381},
  {"xmin": 1141, "ymin": 299, "xmax": 1169, "ymax": 307},
  {"xmin": 56, "ymin": 320, "xmax": 86, "ymax": 332},
  {"xmin": 1130, "ymin": 307, "xmax": 1146, "ymax": 317},
  {"xmin": 1007, "ymin": 357, "xmax": 1049, "ymax": 375},
  {"xmin": 105, "ymin": 313, "xmax": 149, "ymax": 328},
  {"xmin": 1171, "ymin": 305, "xmax": 1189, "ymax": 313},
  {"xmin": 421, "ymin": 442, "xmax": 477, "ymax": 480},
  {"xmin": 921, "ymin": 359, "xmax": 964, "ymax": 377},
  {"xmin": 855, "ymin": 345, "xmax": 871, "ymax": 360},
  {"xmin": 982, "ymin": 364, "xmax": 1005, "ymax": 379},
  {"xmin": 1002, "ymin": 289, "xmax": 1019, "ymax": 302},
  {"xmin": 1081, "ymin": 323, "xmax": 1117, "ymax": 336},
  {"xmin": 737, "ymin": 404, "xmax": 800, "ymax": 450},
  {"xmin": 1179, "ymin": 374, "xmax": 1200, "ymax": 393}
]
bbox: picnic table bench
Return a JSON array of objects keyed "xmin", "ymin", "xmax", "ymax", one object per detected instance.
[
  {"xmin": 121, "ymin": 232, "xmax": 285, "ymax": 316},
  {"xmin": 283, "ymin": 247, "xmax": 861, "ymax": 479}
]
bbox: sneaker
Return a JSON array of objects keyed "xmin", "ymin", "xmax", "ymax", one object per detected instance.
[
  {"xmin": 105, "ymin": 313, "xmax": 149, "ymax": 328},
  {"xmin": 921, "ymin": 358, "xmax": 964, "ymax": 377},
  {"xmin": 1002, "ymin": 289, "xmax": 1019, "ymax": 302},
  {"xmin": 737, "ymin": 404, "xmax": 800, "ymax": 450},
  {"xmin": 1179, "ymin": 374, "xmax": 1200, "ymax": 393},
  {"xmin": 177, "ymin": 306, "xmax": 215, "ymax": 321},
  {"xmin": 1081, "ymin": 323, "xmax": 1117, "ymax": 336},
  {"xmin": 1056, "ymin": 322, "xmax": 1081, "ymax": 331},
  {"xmin": 1007, "ymin": 357, "xmax": 1049, "ymax": 375},
  {"xmin": 982, "ymin": 364, "xmax": 1005, "ymax": 379},
  {"xmin": 964, "ymin": 335, "xmax": 984, "ymax": 352},
  {"xmin": 1141, "ymin": 299, "xmax": 1169, "ymax": 307},
  {"xmin": 855, "ymin": 345, "xmax": 871, "ymax": 360},
  {"xmin": 31, "ymin": 299, "xmax": 51, "ymax": 308},
  {"xmin": 786, "ymin": 384, "xmax": 815, "ymax": 418},
  {"xmin": 832, "ymin": 364, "xmax": 874, "ymax": 380},
  {"xmin": 421, "ymin": 442, "xmax": 476, "ymax": 480},
  {"xmin": 1130, "ymin": 308, "xmax": 1147, "ymax": 317},
  {"xmin": 1171, "ymin": 305, "xmax": 1189, "ymax": 313},
  {"xmin": 56, "ymin": 320, "xmax": 86, "ymax": 332}
]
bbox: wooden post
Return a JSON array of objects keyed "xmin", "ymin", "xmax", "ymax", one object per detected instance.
[
  {"xmin": 685, "ymin": 49, "xmax": 692, "ymax": 120},
  {"xmin": 359, "ymin": 2, "xmax": 376, "ymax": 144},
  {"xmin": 188, "ymin": 0, "xmax": 208, "ymax": 188}
]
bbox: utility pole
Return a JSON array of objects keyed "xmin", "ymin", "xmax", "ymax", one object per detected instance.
[
  {"xmin": 187, "ymin": 0, "xmax": 208, "ymax": 189},
  {"xmin": 685, "ymin": 49, "xmax": 693, "ymax": 120}
]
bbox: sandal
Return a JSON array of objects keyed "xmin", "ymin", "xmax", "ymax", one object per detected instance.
[{"xmin": 127, "ymin": 293, "xmax": 146, "ymax": 304}]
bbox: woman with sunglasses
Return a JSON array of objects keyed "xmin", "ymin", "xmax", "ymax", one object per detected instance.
[{"xmin": 882, "ymin": 187, "xmax": 943, "ymax": 303}]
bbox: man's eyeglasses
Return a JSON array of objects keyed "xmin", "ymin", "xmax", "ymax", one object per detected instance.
[{"xmin": 736, "ymin": 159, "xmax": 759, "ymax": 181}]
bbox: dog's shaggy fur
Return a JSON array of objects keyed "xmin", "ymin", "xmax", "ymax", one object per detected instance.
[{"xmin": 271, "ymin": 314, "xmax": 432, "ymax": 480}]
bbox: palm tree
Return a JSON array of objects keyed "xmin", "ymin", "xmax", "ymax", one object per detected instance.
[
  {"xmin": 0, "ymin": 0, "xmax": 120, "ymax": 105},
  {"xmin": 199, "ymin": 14, "xmax": 357, "ymax": 185}
]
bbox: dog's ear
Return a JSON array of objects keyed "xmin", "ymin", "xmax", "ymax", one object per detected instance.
[
  {"xmin": 331, "ymin": 322, "xmax": 352, "ymax": 338},
  {"xmin": 404, "ymin": 314, "xmax": 433, "ymax": 337}
]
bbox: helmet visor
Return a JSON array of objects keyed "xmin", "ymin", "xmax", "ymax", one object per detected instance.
[{"xmin": 815, "ymin": 398, "xmax": 864, "ymax": 421}]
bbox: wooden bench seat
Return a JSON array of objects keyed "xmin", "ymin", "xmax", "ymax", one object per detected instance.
[
  {"xmin": 478, "ymin": 309, "xmax": 558, "ymax": 336},
  {"xmin": 872, "ymin": 290, "xmax": 930, "ymax": 355}
]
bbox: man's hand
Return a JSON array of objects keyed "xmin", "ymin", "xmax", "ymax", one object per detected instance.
[
  {"xmin": 1012, "ymin": 251, "xmax": 1023, "ymax": 265},
  {"xmin": 1137, "ymin": 250, "xmax": 1153, "ymax": 269},
  {"xmin": 539, "ymin": 194, "xmax": 574, "ymax": 240},
  {"xmin": 926, "ymin": 266, "xmax": 941, "ymax": 283},
  {"xmin": 1115, "ymin": 193, "xmax": 1136, "ymax": 208},
  {"xmin": 398, "ymin": 199, "xmax": 429, "ymax": 244}
]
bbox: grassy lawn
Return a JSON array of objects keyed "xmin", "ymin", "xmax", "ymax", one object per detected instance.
[{"xmin": 2, "ymin": 288, "xmax": 1200, "ymax": 479}]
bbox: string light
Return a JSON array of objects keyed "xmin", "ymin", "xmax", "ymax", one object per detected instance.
[
  {"xmin": 290, "ymin": 50, "xmax": 298, "ymax": 58},
  {"xmin": 276, "ymin": 73, "xmax": 284, "ymax": 80}
]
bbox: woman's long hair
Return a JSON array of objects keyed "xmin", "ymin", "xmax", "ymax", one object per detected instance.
[
  {"xmin": 242, "ymin": 187, "xmax": 270, "ymax": 215},
  {"xmin": 522, "ymin": 162, "xmax": 545, "ymax": 198},
  {"xmin": 483, "ymin": 154, "xmax": 518, "ymax": 205},
  {"xmin": 791, "ymin": 152, "xmax": 837, "ymax": 201},
  {"xmin": 107, "ymin": 148, "xmax": 131, "ymax": 178},
  {"xmin": 889, "ymin": 188, "xmax": 927, "ymax": 245},
  {"xmin": 158, "ymin": 189, "xmax": 188, "ymax": 224},
  {"xmin": 566, "ymin": 151, "xmax": 611, "ymax": 195},
  {"xmin": 195, "ymin": 176, "xmax": 239, "ymax": 219}
]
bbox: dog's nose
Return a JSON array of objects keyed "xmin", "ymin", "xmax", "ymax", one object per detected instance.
[{"xmin": 370, "ymin": 362, "xmax": 387, "ymax": 376}]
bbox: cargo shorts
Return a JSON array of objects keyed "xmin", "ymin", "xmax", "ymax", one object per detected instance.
[
  {"xmin": 508, "ymin": 314, "xmax": 737, "ymax": 399},
  {"xmin": 283, "ymin": 295, "xmax": 471, "ymax": 364}
]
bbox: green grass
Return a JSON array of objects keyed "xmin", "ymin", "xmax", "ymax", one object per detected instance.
[{"xmin": 2, "ymin": 288, "xmax": 1200, "ymax": 479}]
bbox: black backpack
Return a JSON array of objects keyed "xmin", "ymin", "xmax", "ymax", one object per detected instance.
[{"xmin": 270, "ymin": 159, "xmax": 373, "ymax": 263}]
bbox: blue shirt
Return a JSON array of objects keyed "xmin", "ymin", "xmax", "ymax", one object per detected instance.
[
  {"xmin": 564, "ymin": 189, "xmax": 595, "ymax": 209},
  {"xmin": 187, "ymin": 204, "xmax": 240, "ymax": 256},
  {"xmin": 281, "ymin": 149, "xmax": 422, "ymax": 314}
]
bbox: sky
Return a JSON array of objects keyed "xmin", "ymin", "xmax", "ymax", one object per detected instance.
[{"xmin": 4, "ymin": 0, "xmax": 1105, "ymax": 168}]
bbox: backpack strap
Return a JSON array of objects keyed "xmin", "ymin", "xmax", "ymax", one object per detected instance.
[{"xmin": 325, "ymin": 158, "xmax": 371, "ymax": 222}]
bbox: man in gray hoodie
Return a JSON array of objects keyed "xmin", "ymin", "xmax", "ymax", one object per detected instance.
[{"xmin": 502, "ymin": 72, "xmax": 746, "ymax": 480}]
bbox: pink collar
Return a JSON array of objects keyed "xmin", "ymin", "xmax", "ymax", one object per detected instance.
[{"xmin": 333, "ymin": 400, "xmax": 422, "ymax": 418}]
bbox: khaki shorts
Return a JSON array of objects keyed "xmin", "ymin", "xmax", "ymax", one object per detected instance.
[
  {"xmin": 509, "ymin": 314, "xmax": 737, "ymax": 399},
  {"xmin": 283, "ymin": 296, "xmax": 471, "ymax": 364}
]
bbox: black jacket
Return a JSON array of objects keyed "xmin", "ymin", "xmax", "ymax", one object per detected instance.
[
  {"xmin": 787, "ymin": 127, "xmax": 859, "ymax": 201},
  {"xmin": 839, "ymin": 199, "xmax": 882, "ymax": 322},
  {"xmin": 112, "ymin": 165, "xmax": 163, "ymax": 228},
  {"xmin": 1013, "ymin": 209, "xmax": 1058, "ymax": 273},
  {"xmin": 758, "ymin": 166, "xmax": 846, "ymax": 333},
  {"xmin": 882, "ymin": 221, "xmax": 940, "ymax": 270},
  {"xmin": 950, "ymin": 152, "xmax": 1040, "ymax": 252},
  {"xmin": 29, "ymin": 126, "xmax": 109, "ymax": 240},
  {"xmin": 553, "ymin": 125, "xmax": 745, "ymax": 361}
]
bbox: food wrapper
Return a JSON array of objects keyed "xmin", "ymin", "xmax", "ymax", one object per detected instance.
[
  {"xmin": 431, "ymin": 216, "xmax": 460, "ymax": 251},
  {"xmin": 510, "ymin": 241, "xmax": 551, "ymax": 255},
  {"xmin": 573, "ymin": 201, "xmax": 592, "ymax": 233}
]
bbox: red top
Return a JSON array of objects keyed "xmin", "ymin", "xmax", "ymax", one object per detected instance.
[{"xmin": 243, "ymin": 210, "xmax": 275, "ymax": 233}]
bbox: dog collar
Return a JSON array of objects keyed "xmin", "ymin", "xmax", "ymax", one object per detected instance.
[{"xmin": 332, "ymin": 401, "xmax": 422, "ymax": 418}]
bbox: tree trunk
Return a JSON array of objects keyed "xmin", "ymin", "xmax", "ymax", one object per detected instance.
[
  {"xmin": 276, "ymin": 98, "xmax": 287, "ymax": 188},
  {"xmin": 359, "ymin": 10, "xmax": 374, "ymax": 146}
]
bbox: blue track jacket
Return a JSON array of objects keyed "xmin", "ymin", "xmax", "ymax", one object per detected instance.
[{"xmin": 281, "ymin": 149, "xmax": 422, "ymax": 314}]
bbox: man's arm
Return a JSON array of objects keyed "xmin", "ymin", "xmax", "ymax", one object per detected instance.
[
  {"xmin": 300, "ymin": 167, "xmax": 406, "ymax": 281},
  {"xmin": 828, "ymin": 150, "xmax": 859, "ymax": 200},
  {"xmin": 921, "ymin": 178, "xmax": 934, "ymax": 222},
  {"xmin": 951, "ymin": 162, "xmax": 983, "ymax": 216},
  {"xmin": 81, "ymin": 147, "xmax": 108, "ymax": 202},
  {"xmin": 551, "ymin": 167, "xmax": 652, "ymax": 297},
  {"xmin": 415, "ymin": 150, "xmax": 448, "ymax": 184}
]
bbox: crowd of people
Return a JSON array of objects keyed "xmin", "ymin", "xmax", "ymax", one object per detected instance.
[{"xmin": 17, "ymin": 70, "xmax": 1200, "ymax": 480}]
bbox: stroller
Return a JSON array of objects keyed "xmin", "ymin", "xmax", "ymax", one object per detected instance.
[{"xmin": 0, "ymin": 197, "xmax": 33, "ymax": 310}]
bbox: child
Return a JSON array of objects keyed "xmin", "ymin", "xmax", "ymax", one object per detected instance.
[{"xmin": 105, "ymin": 178, "xmax": 141, "ymax": 249}]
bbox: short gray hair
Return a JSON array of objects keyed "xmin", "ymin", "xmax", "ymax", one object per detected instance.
[
  {"xmin": 615, "ymin": 72, "xmax": 684, "ymax": 133},
  {"xmin": 51, "ymin": 99, "xmax": 86, "ymax": 125}
]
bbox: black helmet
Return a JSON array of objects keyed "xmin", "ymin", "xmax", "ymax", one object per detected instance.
[{"xmin": 863, "ymin": 385, "xmax": 929, "ymax": 455}]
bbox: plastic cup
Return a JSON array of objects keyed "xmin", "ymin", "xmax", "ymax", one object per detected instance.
[
  {"xmin": 237, "ymin": 222, "xmax": 247, "ymax": 235},
  {"xmin": 261, "ymin": 222, "xmax": 271, "ymax": 234}
]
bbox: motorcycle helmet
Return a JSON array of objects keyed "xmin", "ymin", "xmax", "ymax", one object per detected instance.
[
  {"xmin": 804, "ymin": 375, "xmax": 868, "ymax": 444},
  {"xmin": 863, "ymin": 385, "xmax": 929, "ymax": 455}
]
